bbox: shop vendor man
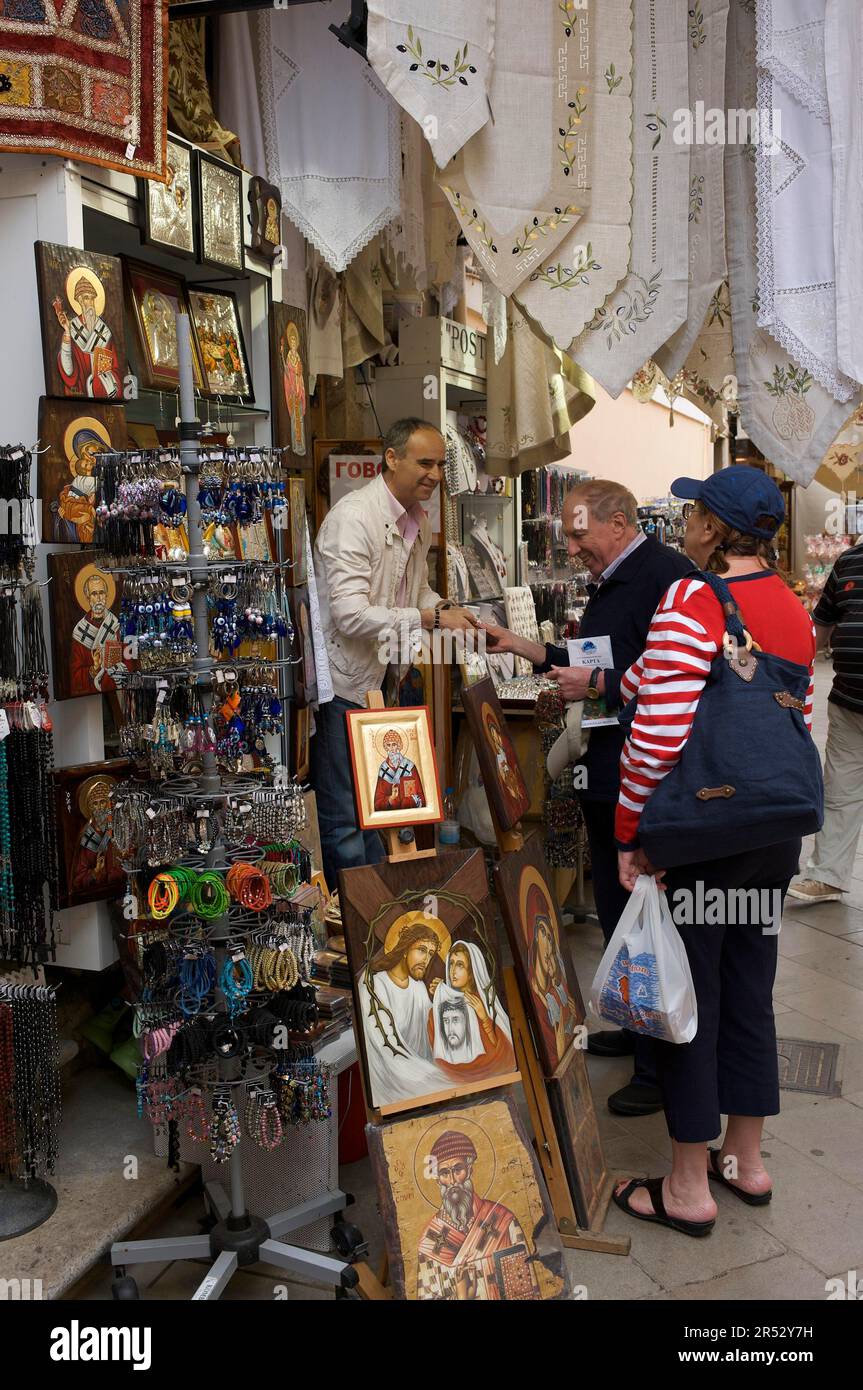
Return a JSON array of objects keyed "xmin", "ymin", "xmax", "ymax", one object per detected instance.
[
  {"xmin": 484, "ymin": 480, "xmax": 692, "ymax": 1117},
  {"xmin": 312, "ymin": 417, "xmax": 478, "ymax": 888}
]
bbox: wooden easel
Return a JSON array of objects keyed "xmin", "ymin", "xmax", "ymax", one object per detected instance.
[{"xmin": 487, "ymin": 802, "xmax": 629, "ymax": 1256}]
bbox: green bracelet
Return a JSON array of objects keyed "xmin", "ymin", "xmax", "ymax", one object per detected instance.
[{"xmin": 189, "ymin": 870, "xmax": 230, "ymax": 919}]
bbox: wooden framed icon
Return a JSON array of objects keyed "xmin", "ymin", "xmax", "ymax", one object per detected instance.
[
  {"xmin": 292, "ymin": 704, "xmax": 311, "ymax": 781},
  {"xmin": 35, "ymin": 241, "xmax": 126, "ymax": 401},
  {"xmin": 187, "ymin": 287, "xmax": 253, "ymax": 403},
  {"xmin": 54, "ymin": 759, "xmax": 134, "ymax": 908},
  {"xmin": 288, "ymin": 584, "xmax": 318, "ymax": 707},
  {"xmin": 285, "ymin": 475, "xmax": 308, "ymax": 587},
  {"xmin": 367, "ymin": 1093, "xmax": 570, "ymax": 1300},
  {"xmin": 494, "ymin": 834, "xmax": 585, "ymax": 1077},
  {"xmin": 197, "ymin": 150, "xmax": 245, "ymax": 274},
  {"xmin": 122, "ymin": 257, "xmax": 204, "ymax": 392},
  {"xmin": 141, "ymin": 135, "xmax": 197, "ymax": 260},
  {"xmin": 339, "ymin": 847, "xmax": 517, "ymax": 1115},
  {"xmin": 248, "ymin": 176, "xmax": 282, "ymax": 262},
  {"xmin": 37, "ymin": 397, "xmax": 126, "ymax": 545},
  {"xmin": 47, "ymin": 552, "xmax": 134, "ymax": 702},
  {"xmin": 345, "ymin": 705, "xmax": 442, "ymax": 833},
  {"xmin": 460, "ymin": 675, "xmax": 531, "ymax": 831},
  {"xmin": 270, "ymin": 301, "xmax": 310, "ymax": 468}
]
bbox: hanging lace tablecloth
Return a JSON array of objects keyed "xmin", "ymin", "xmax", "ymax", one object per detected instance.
[
  {"xmin": 515, "ymin": 0, "xmax": 633, "ymax": 350},
  {"xmin": 755, "ymin": 0, "xmax": 857, "ymax": 403},
  {"xmin": 825, "ymin": 0, "xmax": 863, "ymax": 386},
  {"xmin": 436, "ymin": 0, "xmax": 592, "ymax": 298},
  {"xmin": 569, "ymin": 0, "xmax": 690, "ymax": 398},
  {"xmin": 726, "ymin": 0, "xmax": 858, "ymax": 484},
  {"xmin": 655, "ymin": 0, "xmax": 730, "ymax": 381},
  {"xmin": 367, "ymin": 0, "xmax": 495, "ymax": 167},
  {"xmin": 254, "ymin": 2, "xmax": 400, "ymax": 272}
]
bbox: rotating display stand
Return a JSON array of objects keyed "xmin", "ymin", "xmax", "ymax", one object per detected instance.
[{"xmin": 109, "ymin": 317, "xmax": 364, "ymax": 1300}]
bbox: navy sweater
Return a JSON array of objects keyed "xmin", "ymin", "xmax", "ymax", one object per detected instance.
[{"xmin": 536, "ymin": 536, "xmax": 694, "ymax": 802}]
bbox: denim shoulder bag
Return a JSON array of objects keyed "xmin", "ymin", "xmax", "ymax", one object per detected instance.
[{"xmin": 636, "ymin": 571, "xmax": 824, "ymax": 868}]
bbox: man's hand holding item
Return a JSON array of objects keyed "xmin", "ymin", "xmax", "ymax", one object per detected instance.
[
  {"xmin": 548, "ymin": 664, "xmax": 605, "ymax": 702},
  {"xmin": 481, "ymin": 621, "xmax": 546, "ymax": 665},
  {"xmin": 420, "ymin": 604, "xmax": 481, "ymax": 632}
]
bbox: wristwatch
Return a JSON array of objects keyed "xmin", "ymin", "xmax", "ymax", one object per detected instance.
[{"xmin": 586, "ymin": 668, "xmax": 602, "ymax": 700}]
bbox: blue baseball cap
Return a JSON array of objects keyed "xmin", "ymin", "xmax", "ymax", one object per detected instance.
[{"xmin": 670, "ymin": 466, "xmax": 785, "ymax": 539}]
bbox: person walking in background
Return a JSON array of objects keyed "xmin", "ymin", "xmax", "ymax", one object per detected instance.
[
  {"xmin": 483, "ymin": 480, "xmax": 692, "ymax": 1117},
  {"xmin": 788, "ymin": 536, "xmax": 863, "ymax": 907}
]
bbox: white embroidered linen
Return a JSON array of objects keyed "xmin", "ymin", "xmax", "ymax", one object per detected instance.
[
  {"xmin": 726, "ymin": 0, "xmax": 858, "ymax": 484},
  {"xmin": 367, "ymin": 0, "xmax": 495, "ymax": 167},
  {"xmin": 655, "ymin": 0, "xmax": 730, "ymax": 381},
  {"xmin": 755, "ymin": 0, "xmax": 857, "ymax": 403},
  {"xmin": 515, "ymin": 0, "xmax": 633, "ymax": 350},
  {"xmin": 383, "ymin": 113, "xmax": 428, "ymax": 292},
  {"xmin": 569, "ymin": 0, "xmax": 690, "ymax": 398},
  {"xmin": 825, "ymin": 0, "xmax": 863, "ymax": 386},
  {"xmin": 437, "ymin": 0, "xmax": 591, "ymax": 298},
  {"xmin": 254, "ymin": 2, "xmax": 400, "ymax": 272}
]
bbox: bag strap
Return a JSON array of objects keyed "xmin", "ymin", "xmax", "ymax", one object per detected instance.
[{"xmin": 696, "ymin": 570, "xmax": 748, "ymax": 645}]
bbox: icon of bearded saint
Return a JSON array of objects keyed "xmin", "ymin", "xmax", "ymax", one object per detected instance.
[
  {"xmin": 416, "ymin": 1130, "xmax": 540, "ymax": 1301},
  {"xmin": 53, "ymin": 270, "xmax": 120, "ymax": 399},
  {"xmin": 373, "ymin": 729, "xmax": 426, "ymax": 813}
]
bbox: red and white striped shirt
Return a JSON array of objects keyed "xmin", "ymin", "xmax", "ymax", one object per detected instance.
[{"xmin": 615, "ymin": 571, "xmax": 816, "ymax": 849}]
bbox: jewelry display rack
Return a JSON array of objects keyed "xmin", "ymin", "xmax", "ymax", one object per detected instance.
[{"xmin": 109, "ymin": 316, "xmax": 362, "ymax": 1300}]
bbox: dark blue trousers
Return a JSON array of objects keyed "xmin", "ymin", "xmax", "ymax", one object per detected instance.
[
  {"xmin": 656, "ymin": 838, "xmax": 802, "ymax": 1142},
  {"xmin": 309, "ymin": 696, "xmax": 385, "ymax": 892}
]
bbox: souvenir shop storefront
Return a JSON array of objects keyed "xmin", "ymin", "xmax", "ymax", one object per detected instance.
[{"xmin": 0, "ymin": 0, "xmax": 859, "ymax": 1316}]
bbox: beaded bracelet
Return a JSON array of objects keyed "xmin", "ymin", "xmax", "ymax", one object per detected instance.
[
  {"xmin": 219, "ymin": 952, "xmax": 254, "ymax": 1015},
  {"xmin": 226, "ymin": 862, "xmax": 273, "ymax": 911}
]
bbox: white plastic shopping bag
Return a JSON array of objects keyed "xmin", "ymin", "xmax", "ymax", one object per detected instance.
[{"xmin": 589, "ymin": 875, "xmax": 697, "ymax": 1044}]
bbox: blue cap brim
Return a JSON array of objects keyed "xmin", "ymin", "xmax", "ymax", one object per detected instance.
[{"xmin": 670, "ymin": 477, "xmax": 703, "ymax": 501}]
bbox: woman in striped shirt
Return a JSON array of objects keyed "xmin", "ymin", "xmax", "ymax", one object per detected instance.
[{"xmin": 612, "ymin": 468, "xmax": 816, "ymax": 1238}]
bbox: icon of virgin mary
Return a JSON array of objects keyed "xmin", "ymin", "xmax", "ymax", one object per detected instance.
[{"xmin": 428, "ymin": 940, "xmax": 515, "ymax": 1082}]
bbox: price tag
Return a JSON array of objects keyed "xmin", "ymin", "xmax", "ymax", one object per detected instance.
[
  {"xmin": 0, "ymin": 709, "xmax": 10, "ymax": 741},
  {"xmin": 145, "ymin": 806, "xmax": 157, "ymax": 820},
  {"xmin": 240, "ymin": 803, "xmax": 252, "ymax": 814},
  {"xmin": 125, "ymin": 141, "xmax": 137, "ymax": 160},
  {"xmin": 278, "ymin": 941, "xmax": 289, "ymax": 953},
  {"xmin": 199, "ymin": 809, "xmax": 210, "ymax": 818}
]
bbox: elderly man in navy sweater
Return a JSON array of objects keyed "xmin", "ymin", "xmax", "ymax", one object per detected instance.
[{"xmin": 484, "ymin": 479, "xmax": 692, "ymax": 1116}]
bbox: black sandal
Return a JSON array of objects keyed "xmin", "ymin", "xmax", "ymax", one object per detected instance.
[
  {"xmin": 707, "ymin": 1148, "xmax": 773, "ymax": 1206},
  {"xmin": 613, "ymin": 1177, "xmax": 715, "ymax": 1238}
]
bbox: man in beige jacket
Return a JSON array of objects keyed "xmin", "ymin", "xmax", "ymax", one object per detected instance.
[{"xmin": 312, "ymin": 417, "xmax": 477, "ymax": 887}]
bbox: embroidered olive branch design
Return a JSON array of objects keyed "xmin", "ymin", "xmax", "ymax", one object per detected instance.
[
  {"xmin": 764, "ymin": 364, "xmax": 813, "ymax": 398},
  {"xmin": 511, "ymin": 205, "xmax": 581, "ymax": 256},
  {"xmin": 442, "ymin": 186, "xmax": 498, "ymax": 253},
  {"xmin": 397, "ymin": 27, "xmax": 477, "ymax": 87},
  {"xmin": 589, "ymin": 270, "xmax": 664, "ymax": 346},
  {"xmin": 529, "ymin": 244, "xmax": 602, "ymax": 289},
  {"xmin": 645, "ymin": 111, "xmax": 667, "ymax": 149},
  {"xmin": 559, "ymin": 91, "xmax": 588, "ymax": 176},
  {"xmin": 750, "ymin": 292, "xmax": 761, "ymax": 315},
  {"xmin": 689, "ymin": 173, "xmax": 705, "ymax": 223},
  {"xmin": 605, "ymin": 63, "xmax": 623, "ymax": 94},
  {"xmin": 559, "ymin": 0, "xmax": 582, "ymax": 36},
  {"xmin": 689, "ymin": 3, "xmax": 706, "ymax": 48},
  {"xmin": 706, "ymin": 281, "xmax": 731, "ymax": 327}
]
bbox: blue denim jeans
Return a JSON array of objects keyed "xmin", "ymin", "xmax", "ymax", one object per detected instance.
[{"xmin": 310, "ymin": 696, "xmax": 385, "ymax": 891}]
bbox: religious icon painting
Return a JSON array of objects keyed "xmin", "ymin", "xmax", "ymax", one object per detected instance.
[
  {"xmin": 366, "ymin": 1093, "xmax": 570, "ymax": 1300},
  {"xmin": 53, "ymin": 759, "xmax": 134, "ymax": 909},
  {"xmin": 292, "ymin": 703, "xmax": 311, "ymax": 782},
  {"xmin": 47, "ymin": 551, "xmax": 134, "ymax": 702},
  {"xmin": 142, "ymin": 136, "xmax": 197, "ymax": 260},
  {"xmin": 187, "ymin": 288, "xmax": 253, "ymax": 403},
  {"xmin": 287, "ymin": 585, "xmax": 318, "ymax": 707},
  {"xmin": 248, "ymin": 176, "xmax": 282, "ymax": 262},
  {"xmin": 122, "ymin": 258, "xmax": 204, "ymax": 393},
  {"xmin": 494, "ymin": 833, "xmax": 585, "ymax": 1077},
  {"xmin": 284, "ymin": 475, "xmax": 308, "ymax": 587},
  {"xmin": 236, "ymin": 515, "xmax": 275, "ymax": 563},
  {"xmin": 197, "ymin": 151, "xmax": 245, "ymax": 274},
  {"xmin": 338, "ymin": 848, "xmax": 517, "ymax": 1115},
  {"xmin": 37, "ymin": 397, "xmax": 126, "ymax": 545},
  {"xmin": 35, "ymin": 242, "xmax": 127, "ymax": 401},
  {"xmin": 460, "ymin": 676, "xmax": 531, "ymax": 831},
  {"xmin": 547, "ymin": 1040, "xmax": 610, "ymax": 1232},
  {"xmin": 270, "ymin": 302, "xmax": 310, "ymax": 468},
  {"xmin": 344, "ymin": 706, "xmax": 442, "ymax": 833}
]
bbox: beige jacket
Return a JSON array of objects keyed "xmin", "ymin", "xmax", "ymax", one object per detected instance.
[{"xmin": 313, "ymin": 472, "xmax": 441, "ymax": 705}]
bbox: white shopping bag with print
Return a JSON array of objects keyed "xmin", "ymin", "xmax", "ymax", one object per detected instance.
[{"xmin": 590, "ymin": 875, "xmax": 697, "ymax": 1044}]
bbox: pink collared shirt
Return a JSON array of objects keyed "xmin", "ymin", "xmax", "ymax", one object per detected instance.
[{"xmin": 385, "ymin": 483, "xmax": 425, "ymax": 605}]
